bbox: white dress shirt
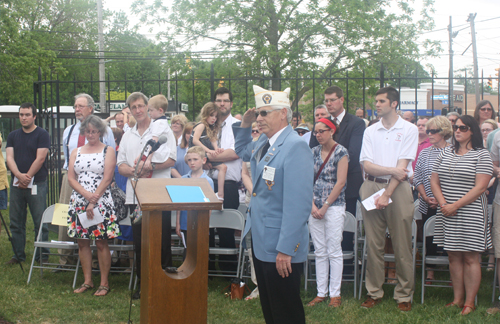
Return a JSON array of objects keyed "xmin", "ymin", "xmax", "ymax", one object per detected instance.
[
  {"xmin": 117, "ymin": 119, "xmax": 177, "ymax": 204},
  {"xmin": 211, "ymin": 114, "xmax": 242, "ymax": 182}
]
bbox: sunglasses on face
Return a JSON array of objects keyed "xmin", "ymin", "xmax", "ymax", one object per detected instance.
[
  {"xmin": 296, "ymin": 131, "xmax": 307, "ymax": 135},
  {"xmin": 251, "ymin": 130, "xmax": 259, "ymax": 134},
  {"xmin": 255, "ymin": 108, "xmax": 280, "ymax": 117},
  {"xmin": 426, "ymin": 129, "xmax": 441, "ymax": 135},
  {"xmin": 452, "ymin": 125, "xmax": 470, "ymax": 132},
  {"xmin": 480, "ymin": 107, "xmax": 492, "ymax": 112}
]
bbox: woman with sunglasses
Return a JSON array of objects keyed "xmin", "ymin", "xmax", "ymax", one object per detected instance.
[
  {"xmin": 414, "ymin": 116, "xmax": 453, "ymax": 284},
  {"xmin": 474, "ymin": 100, "xmax": 497, "ymax": 126},
  {"xmin": 430, "ymin": 115, "xmax": 493, "ymax": 315},
  {"xmin": 307, "ymin": 118, "xmax": 348, "ymax": 308}
]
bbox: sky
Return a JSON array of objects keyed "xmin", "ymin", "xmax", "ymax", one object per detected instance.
[{"xmin": 103, "ymin": 0, "xmax": 500, "ymax": 80}]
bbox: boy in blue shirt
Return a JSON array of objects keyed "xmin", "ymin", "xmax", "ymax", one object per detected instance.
[{"xmin": 176, "ymin": 146, "xmax": 214, "ymax": 250}]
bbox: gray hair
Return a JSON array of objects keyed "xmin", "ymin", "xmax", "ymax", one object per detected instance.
[
  {"xmin": 314, "ymin": 104, "xmax": 328, "ymax": 113},
  {"xmin": 266, "ymin": 105, "xmax": 292, "ymax": 123},
  {"xmin": 74, "ymin": 93, "xmax": 95, "ymax": 110},
  {"xmin": 80, "ymin": 115, "xmax": 107, "ymax": 137},
  {"xmin": 446, "ymin": 111, "xmax": 460, "ymax": 118},
  {"xmin": 126, "ymin": 92, "xmax": 148, "ymax": 107}
]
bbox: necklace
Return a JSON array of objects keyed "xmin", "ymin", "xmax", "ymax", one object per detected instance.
[{"xmin": 448, "ymin": 149, "xmax": 470, "ymax": 179}]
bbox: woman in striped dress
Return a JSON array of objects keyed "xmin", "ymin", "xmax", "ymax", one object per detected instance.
[
  {"xmin": 414, "ymin": 116, "xmax": 453, "ymax": 283},
  {"xmin": 430, "ymin": 115, "xmax": 493, "ymax": 315}
]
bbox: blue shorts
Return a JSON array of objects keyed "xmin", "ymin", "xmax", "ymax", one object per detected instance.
[{"xmin": 0, "ymin": 189, "xmax": 7, "ymax": 210}]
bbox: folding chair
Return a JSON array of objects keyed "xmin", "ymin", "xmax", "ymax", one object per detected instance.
[
  {"xmin": 420, "ymin": 215, "xmax": 452, "ymax": 303},
  {"xmin": 493, "ymin": 259, "xmax": 499, "ymax": 303},
  {"xmin": 209, "ymin": 209, "xmax": 246, "ymax": 278},
  {"xmin": 170, "ymin": 211, "xmax": 186, "ymax": 260},
  {"xmin": 359, "ymin": 218, "xmax": 417, "ymax": 300},
  {"xmin": 304, "ymin": 212, "xmax": 358, "ymax": 298},
  {"xmin": 27, "ymin": 204, "xmax": 81, "ymax": 288}
]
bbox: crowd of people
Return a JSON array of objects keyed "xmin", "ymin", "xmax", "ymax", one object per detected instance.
[{"xmin": 2, "ymin": 85, "xmax": 500, "ymax": 322}]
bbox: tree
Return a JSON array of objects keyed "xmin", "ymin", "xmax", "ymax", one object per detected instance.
[
  {"xmin": 133, "ymin": 0, "xmax": 440, "ymax": 91},
  {"xmin": 0, "ymin": 2, "xmax": 58, "ymax": 104}
]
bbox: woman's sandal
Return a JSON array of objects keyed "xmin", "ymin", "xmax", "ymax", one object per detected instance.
[
  {"xmin": 461, "ymin": 304, "xmax": 475, "ymax": 315},
  {"xmin": 74, "ymin": 283, "xmax": 93, "ymax": 294},
  {"xmin": 94, "ymin": 285, "xmax": 111, "ymax": 297},
  {"xmin": 445, "ymin": 301, "xmax": 464, "ymax": 308}
]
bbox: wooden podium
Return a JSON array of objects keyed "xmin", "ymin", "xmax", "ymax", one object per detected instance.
[{"xmin": 133, "ymin": 178, "xmax": 222, "ymax": 324}]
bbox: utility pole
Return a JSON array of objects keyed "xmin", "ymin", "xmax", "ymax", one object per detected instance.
[
  {"xmin": 468, "ymin": 13, "xmax": 480, "ymax": 105},
  {"xmin": 448, "ymin": 16, "xmax": 454, "ymax": 111},
  {"xmin": 97, "ymin": 0, "xmax": 106, "ymax": 113}
]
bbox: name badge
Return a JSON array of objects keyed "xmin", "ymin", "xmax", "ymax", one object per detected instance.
[{"xmin": 262, "ymin": 166, "xmax": 275, "ymax": 182}]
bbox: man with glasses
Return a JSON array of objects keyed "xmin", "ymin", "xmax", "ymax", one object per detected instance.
[
  {"xmin": 309, "ymin": 86, "xmax": 365, "ymax": 276},
  {"xmin": 234, "ymin": 85, "xmax": 313, "ymax": 324},
  {"xmin": 53, "ymin": 93, "xmax": 116, "ymax": 272},
  {"xmin": 117, "ymin": 92, "xmax": 177, "ymax": 299},
  {"xmin": 359, "ymin": 86, "xmax": 417, "ymax": 312},
  {"xmin": 210, "ymin": 87, "xmax": 242, "ymax": 273}
]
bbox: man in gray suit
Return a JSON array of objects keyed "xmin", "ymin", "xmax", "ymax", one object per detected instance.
[{"xmin": 234, "ymin": 85, "xmax": 313, "ymax": 324}]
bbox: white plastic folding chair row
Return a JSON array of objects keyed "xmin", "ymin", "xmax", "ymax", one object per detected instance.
[
  {"xmin": 27, "ymin": 204, "xmax": 81, "ymax": 288},
  {"xmin": 209, "ymin": 209, "xmax": 246, "ymax": 278},
  {"xmin": 304, "ymin": 212, "xmax": 358, "ymax": 298},
  {"xmin": 358, "ymin": 218, "xmax": 417, "ymax": 300}
]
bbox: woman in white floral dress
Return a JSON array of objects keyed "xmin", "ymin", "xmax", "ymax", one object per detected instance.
[{"xmin": 67, "ymin": 115, "xmax": 120, "ymax": 296}]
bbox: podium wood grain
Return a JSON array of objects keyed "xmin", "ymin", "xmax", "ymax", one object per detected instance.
[{"xmin": 133, "ymin": 178, "xmax": 222, "ymax": 324}]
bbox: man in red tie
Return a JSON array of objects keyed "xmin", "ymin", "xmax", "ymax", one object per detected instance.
[{"xmin": 53, "ymin": 93, "xmax": 116, "ymax": 272}]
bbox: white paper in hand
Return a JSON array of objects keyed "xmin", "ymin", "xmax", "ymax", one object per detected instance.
[
  {"xmin": 78, "ymin": 206, "xmax": 104, "ymax": 228},
  {"xmin": 361, "ymin": 188, "xmax": 393, "ymax": 211}
]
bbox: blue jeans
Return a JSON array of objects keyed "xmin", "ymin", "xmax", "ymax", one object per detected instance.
[{"xmin": 9, "ymin": 180, "xmax": 49, "ymax": 261}]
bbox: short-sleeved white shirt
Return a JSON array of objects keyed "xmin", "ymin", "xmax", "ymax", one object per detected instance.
[
  {"xmin": 359, "ymin": 116, "xmax": 418, "ymax": 179},
  {"xmin": 117, "ymin": 119, "xmax": 177, "ymax": 204},
  {"xmin": 211, "ymin": 114, "xmax": 242, "ymax": 182}
]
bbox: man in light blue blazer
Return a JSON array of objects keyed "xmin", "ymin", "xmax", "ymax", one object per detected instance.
[{"xmin": 233, "ymin": 85, "xmax": 313, "ymax": 324}]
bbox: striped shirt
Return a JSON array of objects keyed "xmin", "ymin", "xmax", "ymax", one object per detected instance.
[{"xmin": 413, "ymin": 145, "xmax": 449, "ymax": 214}]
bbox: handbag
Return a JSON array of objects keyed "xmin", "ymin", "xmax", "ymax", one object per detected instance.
[
  {"xmin": 222, "ymin": 278, "xmax": 251, "ymax": 300},
  {"xmin": 103, "ymin": 146, "xmax": 128, "ymax": 222}
]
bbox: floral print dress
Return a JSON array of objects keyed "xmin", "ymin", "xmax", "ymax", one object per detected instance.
[{"xmin": 67, "ymin": 146, "xmax": 121, "ymax": 240}]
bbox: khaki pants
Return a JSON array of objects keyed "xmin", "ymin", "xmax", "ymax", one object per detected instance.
[
  {"xmin": 57, "ymin": 173, "xmax": 77, "ymax": 265},
  {"xmin": 360, "ymin": 180, "xmax": 414, "ymax": 302}
]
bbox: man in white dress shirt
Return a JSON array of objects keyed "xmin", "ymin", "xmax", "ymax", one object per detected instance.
[{"xmin": 210, "ymin": 87, "xmax": 242, "ymax": 273}]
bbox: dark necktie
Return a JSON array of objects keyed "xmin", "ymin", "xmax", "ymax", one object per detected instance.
[
  {"xmin": 333, "ymin": 117, "xmax": 338, "ymax": 125},
  {"xmin": 259, "ymin": 141, "xmax": 270, "ymax": 162}
]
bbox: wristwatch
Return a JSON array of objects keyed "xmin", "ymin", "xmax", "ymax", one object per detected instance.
[
  {"xmin": 151, "ymin": 163, "xmax": 156, "ymax": 171},
  {"xmin": 324, "ymin": 201, "xmax": 331, "ymax": 206}
]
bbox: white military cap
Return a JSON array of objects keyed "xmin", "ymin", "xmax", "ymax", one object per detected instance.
[{"xmin": 253, "ymin": 85, "xmax": 291, "ymax": 109}]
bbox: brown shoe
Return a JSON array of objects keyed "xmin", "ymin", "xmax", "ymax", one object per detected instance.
[
  {"xmin": 307, "ymin": 296, "xmax": 327, "ymax": 306},
  {"xmin": 361, "ymin": 297, "xmax": 381, "ymax": 309},
  {"xmin": 398, "ymin": 302, "xmax": 412, "ymax": 312},
  {"xmin": 329, "ymin": 296, "xmax": 341, "ymax": 307},
  {"xmin": 5, "ymin": 258, "xmax": 20, "ymax": 265}
]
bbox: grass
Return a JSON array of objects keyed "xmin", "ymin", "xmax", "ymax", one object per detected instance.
[{"xmin": 1, "ymin": 207, "xmax": 500, "ymax": 323}]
